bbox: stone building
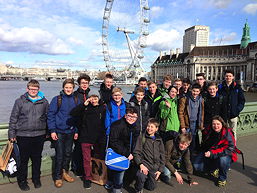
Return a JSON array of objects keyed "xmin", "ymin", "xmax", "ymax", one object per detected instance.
[{"xmin": 151, "ymin": 22, "xmax": 257, "ymax": 85}]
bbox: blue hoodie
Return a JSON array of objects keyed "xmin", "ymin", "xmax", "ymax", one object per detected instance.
[
  {"xmin": 48, "ymin": 93, "xmax": 80, "ymax": 134},
  {"xmin": 105, "ymin": 98, "xmax": 127, "ymax": 135}
]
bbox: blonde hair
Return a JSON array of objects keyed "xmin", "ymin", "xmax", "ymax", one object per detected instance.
[{"xmin": 112, "ymin": 87, "xmax": 123, "ymax": 94}]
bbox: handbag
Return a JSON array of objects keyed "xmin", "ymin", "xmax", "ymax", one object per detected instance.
[
  {"xmin": 105, "ymin": 132, "xmax": 132, "ymax": 171},
  {"xmin": 0, "ymin": 141, "xmax": 14, "ymax": 171}
]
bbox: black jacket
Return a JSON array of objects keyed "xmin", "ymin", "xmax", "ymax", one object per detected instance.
[
  {"xmin": 74, "ymin": 87, "xmax": 90, "ymax": 103},
  {"xmin": 203, "ymin": 94, "xmax": 222, "ymax": 127},
  {"xmin": 144, "ymin": 90, "xmax": 163, "ymax": 118},
  {"xmin": 133, "ymin": 132, "xmax": 165, "ymax": 172},
  {"xmin": 129, "ymin": 96, "xmax": 149, "ymax": 134},
  {"xmin": 218, "ymin": 81, "xmax": 245, "ymax": 121},
  {"xmin": 99, "ymin": 83, "xmax": 113, "ymax": 104},
  {"xmin": 109, "ymin": 117, "xmax": 137, "ymax": 157},
  {"xmin": 70, "ymin": 103, "xmax": 105, "ymax": 144}
]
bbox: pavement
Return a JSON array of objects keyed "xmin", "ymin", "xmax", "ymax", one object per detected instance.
[{"xmin": 0, "ymin": 134, "xmax": 256, "ymax": 193}]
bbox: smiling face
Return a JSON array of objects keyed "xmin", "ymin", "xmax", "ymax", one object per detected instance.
[
  {"xmin": 112, "ymin": 91, "xmax": 122, "ymax": 103},
  {"xmin": 212, "ymin": 119, "xmax": 223, "ymax": 133},
  {"xmin": 191, "ymin": 88, "xmax": 200, "ymax": 99},
  {"xmin": 163, "ymin": 80, "xmax": 172, "ymax": 89},
  {"xmin": 179, "ymin": 142, "xmax": 190, "ymax": 151},
  {"xmin": 79, "ymin": 79, "xmax": 89, "ymax": 91},
  {"xmin": 174, "ymin": 80, "xmax": 182, "ymax": 90},
  {"xmin": 169, "ymin": 87, "xmax": 178, "ymax": 99},
  {"xmin": 139, "ymin": 81, "xmax": 147, "ymax": 89},
  {"xmin": 63, "ymin": 83, "xmax": 74, "ymax": 95},
  {"xmin": 148, "ymin": 83, "xmax": 157, "ymax": 95},
  {"xmin": 90, "ymin": 96, "xmax": 99, "ymax": 106},
  {"xmin": 196, "ymin": 76, "xmax": 205, "ymax": 87},
  {"xmin": 146, "ymin": 123, "xmax": 158, "ymax": 136},
  {"xmin": 182, "ymin": 82, "xmax": 190, "ymax": 92},
  {"xmin": 225, "ymin": 73, "xmax": 234, "ymax": 85},
  {"xmin": 208, "ymin": 85, "xmax": 218, "ymax": 97},
  {"xmin": 135, "ymin": 92, "xmax": 144, "ymax": 103},
  {"xmin": 104, "ymin": 78, "xmax": 113, "ymax": 89},
  {"xmin": 125, "ymin": 113, "xmax": 138, "ymax": 125},
  {"xmin": 27, "ymin": 86, "xmax": 39, "ymax": 98}
]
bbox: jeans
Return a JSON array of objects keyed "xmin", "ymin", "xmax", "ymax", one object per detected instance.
[
  {"xmin": 71, "ymin": 140, "xmax": 84, "ymax": 176},
  {"xmin": 192, "ymin": 152, "xmax": 232, "ymax": 181},
  {"xmin": 107, "ymin": 169, "xmax": 125, "ymax": 189},
  {"xmin": 134, "ymin": 170, "xmax": 156, "ymax": 191},
  {"xmin": 189, "ymin": 120, "xmax": 199, "ymax": 152},
  {"xmin": 16, "ymin": 135, "xmax": 45, "ymax": 183},
  {"xmin": 81, "ymin": 143, "xmax": 93, "ymax": 180},
  {"xmin": 162, "ymin": 166, "xmax": 171, "ymax": 179},
  {"xmin": 54, "ymin": 133, "xmax": 74, "ymax": 180}
]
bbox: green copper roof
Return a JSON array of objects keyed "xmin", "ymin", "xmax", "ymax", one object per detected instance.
[{"xmin": 240, "ymin": 20, "xmax": 251, "ymax": 49}]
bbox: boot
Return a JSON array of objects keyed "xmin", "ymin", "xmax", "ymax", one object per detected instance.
[
  {"xmin": 55, "ymin": 179, "xmax": 63, "ymax": 188},
  {"xmin": 62, "ymin": 169, "xmax": 75, "ymax": 182}
]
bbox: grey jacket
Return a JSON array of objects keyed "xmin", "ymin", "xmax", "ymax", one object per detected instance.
[
  {"xmin": 8, "ymin": 92, "xmax": 49, "ymax": 139},
  {"xmin": 133, "ymin": 133, "xmax": 165, "ymax": 172}
]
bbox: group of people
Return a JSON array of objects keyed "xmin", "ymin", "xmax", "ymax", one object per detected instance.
[{"xmin": 8, "ymin": 70, "xmax": 245, "ymax": 192}]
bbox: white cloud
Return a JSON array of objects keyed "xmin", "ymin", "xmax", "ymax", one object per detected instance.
[
  {"xmin": 211, "ymin": 31, "xmax": 237, "ymax": 45},
  {"xmin": 0, "ymin": 26, "xmax": 73, "ymax": 55},
  {"xmin": 67, "ymin": 37, "xmax": 84, "ymax": 46},
  {"xmin": 147, "ymin": 29, "xmax": 181, "ymax": 51},
  {"xmin": 151, "ymin": 6, "xmax": 164, "ymax": 18},
  {"xmin": 243, "ymin": 3, "xmax": 257, "ymax": 15},
  {"xmin": 208, "ymin": 0, "xmax": 232, "ymax": 9}
]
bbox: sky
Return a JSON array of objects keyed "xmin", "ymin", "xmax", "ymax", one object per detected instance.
[{"xmin": 0, "ymin": 0, "xmax": 257, "ymax": 72}]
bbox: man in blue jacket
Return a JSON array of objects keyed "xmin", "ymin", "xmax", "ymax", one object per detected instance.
[
  {"xmin": 9, "ymin": 79, "xmax": 49, "ymax": 191},
  {"xmin": 218, "ymin": 69, "xmax": 245, "ymax": 139},
  {"xmin": 48, "ymin": 78, "xmax": 80, "ymax": 188}
]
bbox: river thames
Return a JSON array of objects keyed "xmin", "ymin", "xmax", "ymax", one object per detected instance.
[{"xmin": 0, "ymin": 80, "xmax": 256, "ymax": 123}]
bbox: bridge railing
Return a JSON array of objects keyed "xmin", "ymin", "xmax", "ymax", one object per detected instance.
[{"xmin": 0, "ymin": 102, "xmax": 257, "ymax": 184}]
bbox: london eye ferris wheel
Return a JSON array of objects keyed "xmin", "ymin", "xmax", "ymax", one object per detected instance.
[{"xmin": 102, "ymin": 0, "xmax": 150, "ymax": 82}]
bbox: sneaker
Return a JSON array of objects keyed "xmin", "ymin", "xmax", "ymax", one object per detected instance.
[
  {"xmin": 210, "ymin": 169, "xmax": 219, "ymax": 178},
  {"xmin": 32, "ymin": 179, "xmax": 42, "ymax": 188},
  {"xmin": 104, "ymin": 183, "xmax": 113, "ymax": 190},
  {"xmin": 83, "ymin": 180, "xmax": 91, "ymax": 189},
  {"xmin": 18, "ymin": 181, "xmax": 30, "ymax": 191},
  {"xmin": 217, "ymin": 180, "xmax": 227, "ymax": 187}
]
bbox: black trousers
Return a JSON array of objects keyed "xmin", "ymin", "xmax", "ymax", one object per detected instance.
[
  {"xmin": 16, "ymin": 135, "xmax": 45, "ymax": 183},
  {"xmin": 134, "ymin": 170, "xmax": 157, "ymax": 191}
]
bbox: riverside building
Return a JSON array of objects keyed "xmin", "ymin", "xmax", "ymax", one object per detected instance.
[{"xmin": 151, "ymin": 22, "xmax": 257, "ymax": 85}]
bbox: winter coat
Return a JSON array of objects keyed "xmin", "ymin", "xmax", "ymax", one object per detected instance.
[
  {"xmin": 218, "ymin": 81, "xmax": 245, "ymax": 121},
  {"xmin": 99, "ymin": 83, "xmax": 113, "ymax": 104},
  {"xmin": 165, "ymin": 139, "xmax": 193, "ymax": 182},
  {"xmin": 47, "ymin": 92, "xmax": 80, "ymax": 134},
  {"xmin": 144, "ymin": 90, "xmax": 163, "ymax": 118},
  {"xmin": 159, "ymin": 97, "xmax": 180, "ymax": 132},
  {"xmin": 133, "ymin": 132, "xmax": 165, "ymax": 172},
  {"xmin": 158, "ymin": 84, "xmax": 170, "ymax": 98},
  {"xmin": 201, "ymin": 126, "xmax": 237, "ymax": 162},
  {"xmin": 105, "ymin": 98, "xmax": 127, "ymax": 135},
  {"xmin": 129, "ymin": 96, "xmax": 149, "ymax": 133},
  {"xmin": 74, "ymin": 87, "xmax": 90, "ymax": 103},
  {"xmin": 203, "ymin": 94, "xmax": 222, "ymax": 127},
  {"xmin": 178, "ymin": 96, "xmax": 204, "ymax": 130},
  {"xmin": 109, "ymin": 117, "xmax": 137, "ymax": 157},
  {"xmin": 8, "ymin": 91, "xmax": 49, "ymax": 138},
  {"xmin": 70, "ymin": 103, "xmax": 105, "ymax": 144}
]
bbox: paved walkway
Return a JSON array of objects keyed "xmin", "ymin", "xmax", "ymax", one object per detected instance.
[{"xmin": 1, "ymin": 134, "xmax": 256, "ymax": 193}]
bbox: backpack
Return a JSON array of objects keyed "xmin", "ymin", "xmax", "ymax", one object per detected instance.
[{"xmin": 57, "ymin": 94, "xmax": 79, "ymax": 110}]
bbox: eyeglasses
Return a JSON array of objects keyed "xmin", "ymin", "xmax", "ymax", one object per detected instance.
[
  {"xmin": 126, "ymin": 115, "xmax": 138, "ymax": 119},
  {"xmin": 28, "ymin": 88, "xmax": 39, "ymax": 91}
]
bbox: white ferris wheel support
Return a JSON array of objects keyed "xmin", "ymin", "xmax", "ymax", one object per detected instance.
[{"xmin": 102, "ymin": 0, "xmax": 150, "ymax": 81}]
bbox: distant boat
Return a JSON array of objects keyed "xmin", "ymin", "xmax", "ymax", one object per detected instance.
[{"xmin": 57, "ymin": 68, "xmax": 66, "ymax": 73}]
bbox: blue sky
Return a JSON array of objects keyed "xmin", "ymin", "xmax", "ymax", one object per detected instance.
[{"xmin": 0, "ymin": 0, "xmax": 256, "ymax": 72}]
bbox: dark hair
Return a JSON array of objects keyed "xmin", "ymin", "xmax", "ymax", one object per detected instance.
[
  {"xmin": 27, "ymin": 79, "xmax": 40, "ymax": 88},
  {"xmin": 138, "ymin": 77, "xmax": 147, "ymax": 83},
  {"xmin": 182, "ymin": 78, "xmax": 191, "ymax": 85},
  {"xmin": 147, "ymin": 118, "xmax": 160, "ymax": 128},
  {"xmin": 105, "ymin": 73, "xmax": 113, "ymax": 79},
  {"xmin": 134, "ymin": 86, "xmax": 145, "ymax": 95},
  {"xmin": 207, "ymin": 81, "xmax": 217, "ymax": 88},
  {"xmin": 211, "ymin": 115, "xmax": 227, "ymax": 128},
  {"xmin": 196, "ymin": 73, "xmax": 206, "ymax": 79},
  {"xmin": 63, "ymin": 78, "xmax": 75, "ymax": 88},
  {"xmin": 224, "ymin": 69, "xmax": 234, "ymax": 76},
  {"xmin": 168, "ymin": 86, "xmax": 178, "ymax": 93},
  {"xmin": 191, "ymin": 83, "xmax": 201, "ymax": 90},
  {"xmin": 126, "ymin": 107, "xmax": 138, "ymax": 115},
  {"xmin": 178, "ymin": 133, "xmax": 192, "ymax": 144},
  {"xmin": 77, "ymin": 74, "xmax": 91, "ymax": 84},
  {"xmin": 163, "ymin": 74, "xmax": 173, "ymax": 81}
]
